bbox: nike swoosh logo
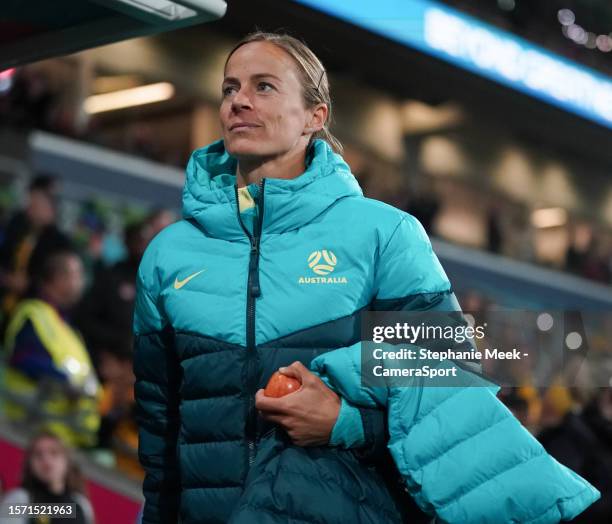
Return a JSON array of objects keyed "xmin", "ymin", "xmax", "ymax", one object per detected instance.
[{"xmin": 173, "ymin": 269, "xmax": 206, "ymax": 290}]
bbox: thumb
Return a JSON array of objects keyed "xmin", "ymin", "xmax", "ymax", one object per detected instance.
[{"xmin": 278, "ymin": 361, "xmax": 309, "ymax": 383}]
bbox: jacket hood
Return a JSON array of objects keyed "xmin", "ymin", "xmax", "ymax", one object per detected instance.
[{"xmin": 182, "ymin": 138, "xmax": 363, "ymax": 239}]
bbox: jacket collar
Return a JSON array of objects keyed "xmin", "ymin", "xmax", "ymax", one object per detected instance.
[{"xmin": 182, "ymin": 138, "xmax": 362, "ymax": 240}]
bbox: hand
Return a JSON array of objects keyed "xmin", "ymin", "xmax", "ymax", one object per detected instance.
[{"xmin": 255, "ymin": 361, "xmax": 341, "ymax": 447}]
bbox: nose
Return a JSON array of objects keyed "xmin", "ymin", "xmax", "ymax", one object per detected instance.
[{"xmin": 231, "ymin": 87, "xmax": 253, "ymax": 112}]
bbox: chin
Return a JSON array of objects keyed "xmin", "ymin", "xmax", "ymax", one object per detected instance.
[{"xmin": 225, "ymin": 137, "xmax": 269, "ymax": 159}]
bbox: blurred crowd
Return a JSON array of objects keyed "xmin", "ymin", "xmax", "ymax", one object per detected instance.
[
  {"xmin": 0, "ymin": 174, "xmax": 175, "ymax": 484},
  {"xmin": 406, "ymin": 191, "xmax": 612, "ymax": 287}
]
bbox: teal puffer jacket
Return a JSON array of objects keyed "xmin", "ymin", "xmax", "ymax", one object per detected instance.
[{"xmin": 133, "ymin": 138, "xmax": 597, "ymax": 524}]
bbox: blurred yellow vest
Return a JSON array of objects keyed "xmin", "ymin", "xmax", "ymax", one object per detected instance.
[{"xmin": 3, "ymin": 299, "xmax": 101, "ymax": 447}]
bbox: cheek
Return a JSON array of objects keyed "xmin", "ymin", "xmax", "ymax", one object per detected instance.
[
  {"xmin": 219, "ymin": 107, "xmax": 228, "ymax": 125},
  {"xmin": 55, "ymin": 458, "xmax": 68, "ymax": 474},
  {"xmin": 219, "ymin": 102, "xmax": 233, "ymax": 125},
  {"xmin": 31, "ymin": 458, "xmax": 43, "ymax": 473},
  {"xmin": 270, "ymin": 104, "xmax": 304, "ymax": 132}
]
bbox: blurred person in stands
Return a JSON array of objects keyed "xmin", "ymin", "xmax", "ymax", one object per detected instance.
[
  {"xmin": 75, "ymin": 220, "xmax": 151, "ymax": 368},
  {"xmin": 72, "ymin": 201, "xmax": 108, "ymax": 281},
  {"xmin": 581, "ymin": 237, "xmax": 611, "ymax": 284},
  {"xmin": 486, "ymin": 204, "xmax": 503, "ymax": 254},
  {"xmin": 0, "ymin": 175, "xmax": 69, "ymax": 329},
  {"xmin": 0, "ymin": 431, "xmax": 94, "ymax": 524},
  {"xmin": 403, "ymin": 186, "xmax": 440, "ymax": 235},
  {"xmin": 97, "ymin": 339, "xmax": 141, "ymax": 480},
  {"xmin": 2, "ymin": 248, "xmax": 101, "ymax": 448},
  {"xmin": 134, "ymin": 31, "xmax": 598, "ymax": 524},
  {"xmin": 74, "ymin": 221, "xmax": 150, "ymax": 472},
  {"xmin": 5, "ymin": 68, "xmax": 56, "ymax": 131},
  {"xmin": 539, "ymin": 386, "xmax": 612, "ymax": 523},
  {"xmin": 565, "ymin": 223, "xmax": 591, "ymax": 276},
  {"xmin": 145, "ymin": 208, "xmax": 176, "ymax": 238}
]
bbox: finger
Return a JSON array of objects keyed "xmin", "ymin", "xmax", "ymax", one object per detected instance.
[
  {"xmin": 259, "ymin": 412, "xmax": 289, "ymax": 427},
  {"xmin": 277, "ymin": 363, "xmax": 301, "ymax": 380},
  {"xmin": 279, "ymin": 361, "xmax": 312, "ymax": 384},
  {"xmin": 255, "ymin": 389, "xmax": 290, "ymax": 414}
]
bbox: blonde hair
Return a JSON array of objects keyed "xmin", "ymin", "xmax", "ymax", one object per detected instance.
[{"xmin": 224, "ymin": 30, "xmax": 343, "ymax": 155}]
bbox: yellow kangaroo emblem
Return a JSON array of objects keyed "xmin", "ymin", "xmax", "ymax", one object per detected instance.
[{"xmin": 174, "ymin": 269, "xmax": 206, "ymax": 290}]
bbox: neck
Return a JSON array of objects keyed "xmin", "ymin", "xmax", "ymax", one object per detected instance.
[
  {"xmin": 236, "ymin": 140, "xmax": 309, "ymax": 188},
  {"xmin": 39, "ymin": 286, "xmax": 64, "ymax": 310},
  {"xmin": 48, "ymin": 479, "xmax": 65, "ymax": 495}
]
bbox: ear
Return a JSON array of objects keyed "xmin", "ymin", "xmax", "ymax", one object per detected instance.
[{"xmin": 303, "ymin": 103, "xmax": 328, "ymax": 135}]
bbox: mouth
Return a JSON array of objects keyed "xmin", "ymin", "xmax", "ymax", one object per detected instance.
[{"xmin": 230, "ymin": 123, "xmax": 260, "ymax": 132}]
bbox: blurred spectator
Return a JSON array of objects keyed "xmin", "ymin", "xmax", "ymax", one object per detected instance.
[
  {"xmin": 74, "ymin": 216, "xmax": 163, "ymax": 477},
  {"xmin": 498, "ymin": 387, "xmax": 530, "ymax": 427},
  {"xmin": 565, "ymin": 225, "xmax": 611, "ymax": 285},
  {"xmin": 581, "ymin": 238, "xmax": 611, "ymax": 285},
  {"xmin": 505, "ymin": 211, "xmax": 535, "ymax": 263},
  {"xmin": 538, "ymin": 388, "xmax": 612, "ymax": 523},
  {"xmin": 0, "ymin": 175, "xmax": 70, "ymax": 329},
  {"xmin": 97, "ymin": 350, "xmax": 141, "ymax": 480},
  {"xmin": 0, "ymin": 431, "xmax": 94, "ymax": 524},
  {"xmin": 2, "ymin": 248, "xmax": 101, "ymax": 448},
  {"xmin": 486, "ymin": 205, "xmax": 503, "ymax": 254},
  {"xmin": 404, "ymin": 190, "xmax": 440, "ymax": 234},
  {"xmin": 4, "ymin": 69, "xmax": 56, "ymax": 131},
  {"xmin": 75, "ymin": 220, "xmax": 151, "ymax": 366},
  {"xmin": 146, "ymin": 208, "xmax": 176, "ymax": 238},
  {"xmin": 565, "ymin": 224, "xmax": 591, "ymax": 275},
  {"xmin": 72, "ymin": 201, "xmax": 108, "ymax": 282}
]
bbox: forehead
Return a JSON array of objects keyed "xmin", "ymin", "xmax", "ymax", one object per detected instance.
[
  {"xmin": 225, "ymin": 41, "xmax": 298, "ymax": 80},
  {"xmin": 62, "ymin": 254, "xmax": 83, "ymax": 271},
  {"xmin": 34, "ymin": 437, "xmax": 61, "ymax": 451}
]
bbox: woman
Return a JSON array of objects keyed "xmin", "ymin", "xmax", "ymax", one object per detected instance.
[
  {"xmin": 133, "ymin": 31, "xmax": 598, "ymax": 524},
  {"xmin": 0, "ymin": 431, "xmax": 94, "ymax": 524}
]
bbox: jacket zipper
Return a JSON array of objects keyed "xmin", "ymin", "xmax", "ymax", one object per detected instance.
[{"xmin": 234, "ymin": 179, "xmax": 265, "ymax": 469}]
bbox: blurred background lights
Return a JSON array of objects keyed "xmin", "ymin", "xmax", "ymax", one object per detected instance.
[
  {"xmin": 531, "ymin": 207, "xmax": 568, "ymax": 229},
  {"xmin": 536, "ymin": 313, "xmax": 554, "ymax": 331},
  {"xmin": 565, "ymin": 332, "xmax": 583, "ymax": 350},
  {"xmin": 0, "ymin": 68, "xmax": 15, "ymax": 93},
  {"xmin": 596, "ymin": 35, "xmax": 612, "ymax": 52},
  {"xmin": 567, "ymin": 24, "xmax": 587, "ymax": 44},
  {"xmin": 559, "ymin": 9, "xmax": 612, "ymax": 54},
  {"xmin": 557, "ymin": 9, "xmax": 575, "ymax": 26},
  {"xmin": 84, "ymin": 82, "xmax": 175, "ymax": 114},
  {"xmin": 497, "ymin": 0, "xmax": 515, "ymax": 12},
  {"xmin": 585, "ymin": 33, "xmax": 597, "ymax": 49}
]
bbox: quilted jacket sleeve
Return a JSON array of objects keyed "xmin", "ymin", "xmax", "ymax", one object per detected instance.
[
  {"xmin": 133, "ymin": 267, "xmax": 181, "ymax": 524},
  {"xmin": 387, "ymin": 373, "xmax": 601, "ymax": 523}
]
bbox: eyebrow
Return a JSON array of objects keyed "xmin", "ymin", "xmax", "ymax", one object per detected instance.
[{"xmin": 222, "ymin": 73, "xmax": 282, "ymax": 84}]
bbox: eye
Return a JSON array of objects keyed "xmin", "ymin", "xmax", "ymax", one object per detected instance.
[
  {"xmin": 222, "ymin": 85, "xmax": 237, "ymax": 97},
  {"xmin": 257, "ymin": 82, "xmax": 274, "ymax": 92}
]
